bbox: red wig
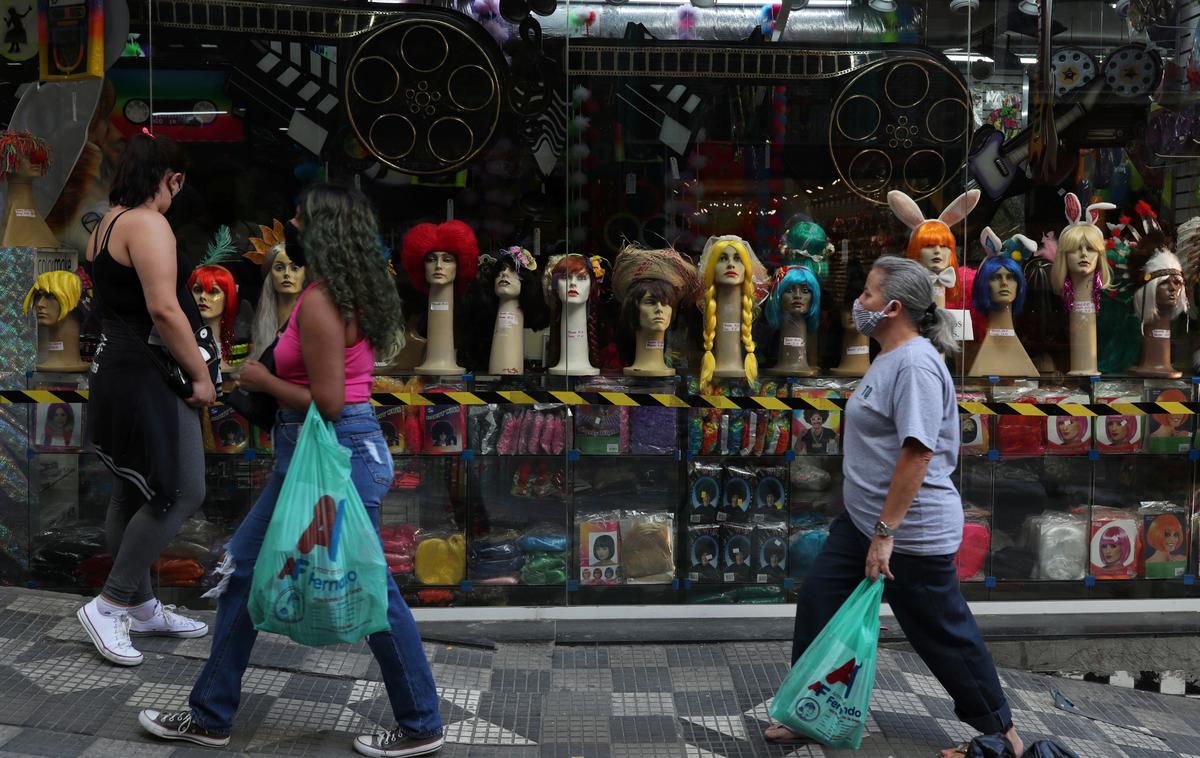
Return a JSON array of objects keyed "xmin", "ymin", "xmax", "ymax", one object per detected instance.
[
  {"xmin": 906, "ymin": 220, "xmax": 961, "ymax": 304},
  {"xmin": 187, "ymin": 265, "xmax": 239, "ymax": 359},
  {"xmin": 400, "ymin": 220, "xmax": 479, "ymax": 294}
]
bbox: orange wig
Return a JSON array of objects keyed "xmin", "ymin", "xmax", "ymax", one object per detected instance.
[
  {"xmin": 1146, "ymin": 514, "xmax": 1184, "ymax": 554},
  {"xmin": 906, "ymin": 221, "xmax": 960, "ymax": 303}
]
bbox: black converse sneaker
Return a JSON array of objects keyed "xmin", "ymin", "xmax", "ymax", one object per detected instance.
[
  {"xmin": 353, "ymin": 727, "xmax": 443, "ymax": 757},
  {"xmin": 138, "ymin": 709, "xmax": 231, "ymax": 747}
]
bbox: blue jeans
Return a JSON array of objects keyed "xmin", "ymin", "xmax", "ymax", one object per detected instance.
[
  {"xmin": 792, "ymin": 513, "xmax": 1012, "ymax": 735},
  {"xmin": 188, "ymin": 404, "xmax": 442, "ymax": 739}
]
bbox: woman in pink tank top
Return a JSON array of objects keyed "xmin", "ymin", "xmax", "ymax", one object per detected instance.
[{"xmin": 139, "ymin": 185, "xmax": 445, "ymax": 758}]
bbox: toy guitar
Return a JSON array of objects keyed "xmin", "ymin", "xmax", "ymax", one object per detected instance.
[{"xmin": 966, "ymin": 76, "xmax": 1103, "ymax": 201}]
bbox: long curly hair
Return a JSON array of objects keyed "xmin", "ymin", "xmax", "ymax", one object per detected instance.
[
  {"xmin": 299, "ymin": 184, "xmax": 405, "ymax": 361},
  {"xmin": 699, "ymin": 239, "xmax": 757, "ymax": 392}
]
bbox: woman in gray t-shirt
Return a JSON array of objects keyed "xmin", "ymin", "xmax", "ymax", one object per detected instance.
[{"xmin": 765, "ymin": 257, "xmax": 1023, "ymax": 757}]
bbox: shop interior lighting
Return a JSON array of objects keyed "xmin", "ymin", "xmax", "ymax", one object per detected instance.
[
  {"xmin": 1018, "ymin": 55, "xmax": 1038, "ymax": 64},
  {"xmin": 1017, "ymin": 0, "xmax": 1038, "ymax": 14},
  {"xmin": 945, "ymin": 53, "xmax": 994, "ymax": 63},
  {"xmin": 625, "ymin": 0, "xmax": 850, "ymax": 5}
]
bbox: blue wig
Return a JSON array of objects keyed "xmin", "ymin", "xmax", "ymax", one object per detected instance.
[
  {"xmin": 766, "ymin": 266, "xmax": 821, "ymax": 332},
  {"xmin": 972, "ymin": 254, "xmax": 1026, "ymax": 315}
]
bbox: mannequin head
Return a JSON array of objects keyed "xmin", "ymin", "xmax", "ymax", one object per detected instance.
[
  {"xmin": 973, "ymin": 236, "xmax": 1030, "ymax": 316},
  {"xmin": 467, "ymin": 247, "xmax": 550, "ymax": 368},
  {"xmin": 0, "ymin": 130, "xmax": 51, "ymax": 180},
  {"xmin": 612, "ymin": 245, "xmax": 700, "ymax": 336},
  {"xmin": 1133, "ymin": 251, "xmax": 1188, "ymax": 324},
  {"xmin": 23, "ymin": 271, "xmax": 82, "ymax": 325},
  {"xmin": 267, "ymin": 248, "xmax": 305, "ymax": 296},
  {"xmin": 887, "ymin": 189, "xmax": 980, "ymax": 305},
  {"xmin": 547, "ymin": 254, "xmax": 600, "ymax": 366},
  {"xmin": 1053, "ymin": 193, "xmax": 1115, "ymax": 295},
  {"xmin": 782, "ymin": 220, "xmax": 832, "ymax": 281},
  {"xmin": 698, "ymin": 235, "xmax": 764, "ymax": 391},
  {"xmin": 187, "ymin": 265, "xmax": 238, "ymax": 357},
  {"xmin": 400, "ymin": 220, "xmax": 479, "ymax": 295},
  {"xmin": 765, "ymin": 265, "xmax": 821, "ymax": 332}
]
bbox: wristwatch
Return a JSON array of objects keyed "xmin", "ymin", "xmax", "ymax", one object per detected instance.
[{"xmin": 873, "ymin": 520, "xmax": 895, "ymax": 538}]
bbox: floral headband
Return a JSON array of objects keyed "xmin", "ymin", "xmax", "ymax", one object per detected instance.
[
  {"xmin": 499, "ymin": 246, "xmax": 537, "ymax": 272},
  {"xmin": 590, "ymin": 255, "xmax": 607, "ymax": 284}
]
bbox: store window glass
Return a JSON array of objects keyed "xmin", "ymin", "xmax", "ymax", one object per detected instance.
[{"xmin": 0, "ymin": 0, "xmax": 1196, "ymax": 610}]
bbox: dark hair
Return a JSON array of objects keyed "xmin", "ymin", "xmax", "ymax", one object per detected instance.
[
  {"xmin": 109, "ymin": 133, "xmax": 189, "ymax": 208},
  {"xmin": 431, "ymin": 420, "xmax": 456, "ymax": 444},
  {"xmin": 619, "ymin": 278, "xmax": 677, "ymax": 333},
  {"xmin": 466, "ymin": 253, "xmax": 550, "ymax": 369},
  {"xmin": 593, "ymin": 534, "xmax": 616, "ymax": 558},
  {"xmin": 806, "ymin": 409, "xmax": 827, "ymax": 424}
]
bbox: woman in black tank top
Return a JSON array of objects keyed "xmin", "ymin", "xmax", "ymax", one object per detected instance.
[{"xmin": 77, "ymin": 132, "xmax": 213, "ymax": 669}]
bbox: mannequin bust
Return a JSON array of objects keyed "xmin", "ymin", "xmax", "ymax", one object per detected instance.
[
  {"xmin": 1131, "ymin": 250, "xmax": 1187, "ymax": 378},
  {"xmin": 468, "ymin": 246, "xmax": 549, "ymax": 375},
  {"xmin": 401, "ymin": 220, "xmax": 479, "ymax": 376},
  {"xmin": 1, "ymin": 130, "xmax": 58, "ymax": 249},
  {"xmin": 968, "ymin": 228, "xmax": 1038, "ymax": 377},
  {"xmin": 248, "ymin": 220, "xmax": 306, "ymax": 360},
  {"xmin": 765, "ymin": 265, "xmax": 821, "ymax": 377},
  {"xmin": 888, "ymin": 189, "xmax": 979, "ymax": 310},
  {"xmin": 612, "ymin": 244, "xmax": 700, "ymax": 377},
  {"xmin": 188, "ymin": 264, "xmax": 239, "ymax": 373},
  {"xmin": 23, "ymin": 270, "xmax": 89, "ymax": 372},
  {"xmin": 1051, "ymin": 193, "xmax": 1114, "ymax": 376},
  {"xmin": 698, "ymin": 235, "xmax": 767, "ymax": 391},
  {"xmin": 545, "ymin": 253, "xmax": 601, "ymax": 375}
]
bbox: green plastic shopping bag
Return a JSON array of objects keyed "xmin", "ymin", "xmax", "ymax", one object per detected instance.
[
  {"xmin": 768, "ymin": 577, "xmax": 884, "ymax": 749},
  {"xmin": 249, "ymin": 403, "xmax": 390, "ymax": 646}
]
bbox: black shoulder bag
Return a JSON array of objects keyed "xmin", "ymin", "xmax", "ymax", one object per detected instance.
[{"xmin": 225, "ymin": 330, "xmax": 282, "ymax": 429}]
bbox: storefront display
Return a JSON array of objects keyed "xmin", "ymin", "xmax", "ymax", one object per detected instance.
[{"xmin": 0, "ymin": 0, "xmax": 1197, "ymax": 617}]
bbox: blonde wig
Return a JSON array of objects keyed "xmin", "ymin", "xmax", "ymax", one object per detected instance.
[
  {"xmin": 698, "ymin": 235, "xmax": 764, "ymax": 392},
  {"xmin": 23, "ymin": 271, "xmax": 82, "ymax": 323},
  {"xmin": 1052, "ymin": 193, "xmax": 1115, "ymax": 297}
]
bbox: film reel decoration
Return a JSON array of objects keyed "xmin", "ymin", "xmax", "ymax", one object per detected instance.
[
  {"xmin": 828, "ymin": 58, "xmax": 971, "ymax": 204},
  {"xmin": 1103, "ymin": 44, "xmax": 1163, "ymax": 98},
  {"xmin": 345, "ymin": 12, "xmax": 506, "ymax": 176},
  {"xmin": 1050, "ymin": 47, "xmax": 1098, "ymax": 97}
]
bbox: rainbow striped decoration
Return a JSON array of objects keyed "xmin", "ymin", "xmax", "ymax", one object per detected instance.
[{"xmin": 38, "ymin": 0, "xmax": 105, "ymax": 81}]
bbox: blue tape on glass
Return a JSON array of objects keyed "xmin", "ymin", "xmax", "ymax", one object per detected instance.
[
  {"xmin": 985, "ymin": 576, "xmax": 996, "ymax": 589},
  {"xmin": 987, "ymin": 375, "xmax": 1000, "ymax": 385},
  {"xmin": 1087, "ymin": 450, "xmax": 1099, "ymax": 461},
  {"xmin": 783, "ymin": 579, "xmax": 795, "ymax": 590},
  {"xmin": 567, "ymin": 449, "xmax": 580, "ymax": 462},
  {"xmin": 243, "ymin": 449, "xmax": 257, "ymax": 461},
  {"xmin": 1084, "ymin": 575, "xmax": 1096, "ymax": 588},
  {"xmin": 674, "ymin": 450, "xmax": 681, "ymax": 461},
  {"xmin": 671, "ymin": 578, "xmax": 680, "ymax": 590},
  {"xmin": 785, "ymin": 450, "xmax": 795, "ymax": 462},
  {"xmin": 566, "ymin": 579, "xmax": 579, "ymax": 592},
  {"xmin": 684, "ymin": 578, "xmax": 693, "ymax": 589},
  {"xmin": 461, "ymin": 449, "xmax": 474, "ymax": 461},
  {"xmin": 460, "ymin": 580, "xmax": 473, "ymax": 593},
  {"xmin": 462, "ymin": 373, "xmax": 474, "ymax": 382},
  {"xmin": 1189, "ymin": 450, "xmax": 1199, "ymax": 462},
  {"xmin": 987, "ymin": 449, "xmax": 1000, "ymax": 462},
  {"xmin": 1184, "ymin": 574, "xmax": 1195, "ymax": 586}
]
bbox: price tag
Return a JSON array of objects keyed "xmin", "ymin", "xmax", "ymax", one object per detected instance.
[
  {"xmin": 949, "ymin": 310, "xmax": 974, "ymax": 342},
  {"xmin": 1072, "ymin": 301, "xmax": 1096, "ymax": 315},
  {"xmin": 430, "ymin": 301, "xmax": 449, "ymax": 312},
  {"xmin": 606, "ymin": 443, "xmax": 619, "ymax": 453},
  {"xmin": 721, "ymin": 322, "xmax": 739, "ymax": 332},
  {"xmin": 644, "ymin": 339, "xmax": 664, "ymax": 349},
  {"xmin": 783, "ymin": 336, "xmax": 805, "ymax": 347},
  {"xmin": 47, "ymin": 341, "xmax": 64, "ymax": 352},
  {"xmin": 669, "ymin": 156, "xmax": 680, "ymax": 180},
  {"xmin": 987, "ymin": 328, "xmax": 1015, "ymax": 337},
  {"xmin": 498, "ymin": 312, "xmax": 519, "ymax": 326},
  {"xmin": 626, "ymin": 173, "xmax": 636, "ymax": 194},
  {"xmin": 15, "ymin": 208, "xmax": 35, "ymax": 218},
  {"xmin": 847, "ymin": 345, "xmax": 869, "ymax": 355},
  {"xmin": 1152, "ymin": 329, "xmax": 1171, "ymax": 339},
  {"xmin": 567, "ymin": 328, "xmax": 586, "ymax": 340},
  {"xmin": 723, "ymin": 573, "xmax": 736, "ymax": 582}
]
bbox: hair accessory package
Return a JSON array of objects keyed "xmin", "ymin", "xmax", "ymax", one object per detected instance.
[
  {"xmin": 687, "ymin": 461, "xmax": 721, "ymax": 523},
  {"xmin": 957, "ymin": 388, "xmax": 990, "ymax": 457},
  {"xmin": 687, "ymin": 524, "xmax": 721, "ymax": 583},
  {"xmin": 1044, "ymin": 389, "xmax": 1091, "ymax": 455},
  {"xmin": 1089, "ymin": 506, "xmax": 1140, "ymax": 580},
  {"xmin": 579, "ymin": 513, "xmax": 620, "ymax": 586},
  {"xmin": 202, "ymin": 406, "xmax": 248, "ymax": 455},
  {"xmin": 955, "ymin": 509, "xmax": 991, "ymax": 582},
  {"xmin": 753, "ymin": 522, "xmax": 788, "ymax": 583},
  {"xmin": 792, "ymin": 385, "xmax": 842, "ymax": 456},
  {"xmin": 34, "ymin": 402, "xmax": 83, "ymax": 452},
  {"xmin": 994, "ymin": 384, "xmax": 1045, "ymax": 456},
  {"xmin": 1145, "ymin": 383, "xmax": 1192, "ymax": 454},
  {"xmin": 621, "ymin": 512, "xmax": 675, "ymax": 584},
  {"xmin": 1093, "ymin": 383, "xmax": 1143, "ymax": 454},
  {"xmin": 719, "ymin": 463, "xmax": 756, "ymax": 523},
  {"xmin": 720, "ymin": 523, "xmax": 754, "ymax": 583},
  {"xmin": 1139, "ymin": 501, "xmax": 1187, "ymax": 579},
  {"xmin": 753, "ymin": 465, "xmax": 787, "ymax": 523},
  {"xmin": 421, "ymin": 384, "xmax": 467, "ymax": 454},
  {"xmin": 1029, "ymin": 510, "xmax": 1088, "ymax": 580}
]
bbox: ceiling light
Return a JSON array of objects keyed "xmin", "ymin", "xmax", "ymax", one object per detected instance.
[
  {"xmin": 1018, "ymin": 56, "xmax": 1038, "ymax": 64},
  {"xmin": 1018, "ymin": 0, "xmax": 1039, "ymax": 14},
  {"xmin": 867, "ymin": 0, "xmax": 897, "ymax": 10},
  {"xmin": 945, "ymin": 53, "xmax": 993, "ymax": 63}
]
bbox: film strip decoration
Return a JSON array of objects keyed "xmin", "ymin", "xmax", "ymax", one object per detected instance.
[
  {"xmin": 128, "ymin": 0, "xmax": 401, "ymax": 40},
  {"xmin": 4, "ymin": 390, "xmax": 1199, "ymax": 417}
]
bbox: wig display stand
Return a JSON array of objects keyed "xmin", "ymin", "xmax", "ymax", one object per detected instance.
[
  {"xmin": 36, "ymin": 316, "xmax": 88, "ymax": 373},
  {"xmin": 768, "ymin": 317, "xmax": 816, "ymax": 377},
  {"xmin": 829, "ymin": 309, "xmax": 870, "ymax": 377},
  {"xmin": 548, "ymin": 299, "xmax": 598, "ymax": 376},
  {"xmin": 415, "ymin": 282, "xmax": 464, "ymax": 376},
  {"xmin": 712, "ymin": 286, "xmax": 747, "ymax": 379},
  {"xmin": 625, "ymin": 327, "xmax": 672, "ymax": 377},
  {"xmin": 1, "ymin": 159, "xmax": 60, "ymax": 249},
  {"xmin": 1067, "ymin": 276, "xmax": 1100, "ymax": 376},
  {"xmin": 1131, "ymin": 318, "xmax": 1181, "ymax": 379},
  {"xmin": 488, "ymin": 301, "xmax": 525, "ymax": 376},
  {"xmin": 968, "ymin": 308, "xmax": 1037, "ymax": 377}
]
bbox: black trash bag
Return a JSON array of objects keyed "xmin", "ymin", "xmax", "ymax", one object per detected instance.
[{"xmin": 963, "ymin": 735, "xmax": 1081, "ymax": 758}]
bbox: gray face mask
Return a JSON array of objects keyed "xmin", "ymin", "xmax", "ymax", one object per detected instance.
[{"xmin": 851, "ymin": 298, "xmax": 896, "ymax": 336}]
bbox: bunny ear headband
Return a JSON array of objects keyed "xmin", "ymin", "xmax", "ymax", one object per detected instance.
[
  {"xmin": 887, "ymin": 189, "xmax": 981, "ymax": 237},
  {"xmin": 1063, "ymin": 192, "xmax": 1116, "ymax": 229},
  {"xmin": 981, "ymin": 227, "xmax": 1037, "ymax": 262}
]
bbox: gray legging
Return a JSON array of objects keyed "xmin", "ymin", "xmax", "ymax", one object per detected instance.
[{"xmin": 101, "ymin": 399, "xmax": 206, "ymax": 607}]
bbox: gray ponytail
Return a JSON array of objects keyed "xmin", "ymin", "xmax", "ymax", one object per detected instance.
[{"xmin": 871, "ymin": 256, "xmax": 961, "ymax": 354}]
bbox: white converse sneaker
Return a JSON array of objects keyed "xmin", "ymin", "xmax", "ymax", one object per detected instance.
[
  {"xmin": 129, "ymin": 600, "xmax": 209, "ymax": 639},
  {"xmin": 77, "ymin": 598, "xmax": 143, "ymax": 666}
]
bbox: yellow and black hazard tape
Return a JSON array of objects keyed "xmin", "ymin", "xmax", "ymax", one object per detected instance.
[{"xmin": 2, "ymin": 389, "xmax": 1197, "ymax": 417}]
